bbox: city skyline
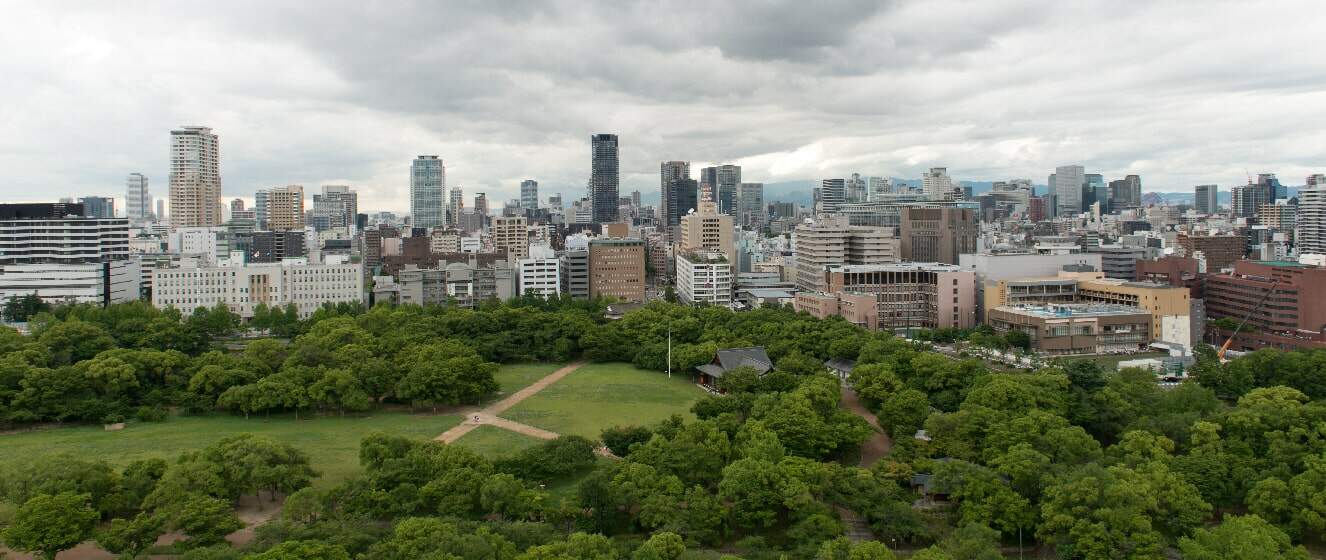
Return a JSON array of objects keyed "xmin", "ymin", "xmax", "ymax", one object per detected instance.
[{"xmin": 4, "ymin": 2, "xmax": 1326, "ymax": 212}]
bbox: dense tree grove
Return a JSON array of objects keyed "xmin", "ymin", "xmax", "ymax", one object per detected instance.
[{"xmin": 4, "ymin": 297, "xmax": 1326, "ymax": 558}]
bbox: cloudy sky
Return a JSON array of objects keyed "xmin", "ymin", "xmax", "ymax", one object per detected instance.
[{"xmin": 3, "ymin": 1, "xmax": 1325, "ymax": 212}]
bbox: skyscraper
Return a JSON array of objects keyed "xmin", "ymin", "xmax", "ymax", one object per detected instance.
[
  {"xmin": 410, "ymin": 155, "xmax": 446, "ymax": 229},
  {"xmin": 663, "ymin": 177, "xmax": 698, "ymax": 235},
  {"xmin": 475, "ymin": 193, "xmax": 489, "ymax": 216},
  {"xmin": 520, "ymin": 180, "xmax": 539, "ymax": 210},
  {"xmin": 312, "ymin": 185, "xmax": 358, "ymax": 231},
  {"xmin": 867, "ymin": 176, "xmax": 891, "ymax": 200},
  {"xmin": 1050, "ymin": 165, "xmax": 1085, "ymax": 217},
  {"xmin": 168, "ymin": 126, "xmax": 221, "ymax": 229},
  {"xmin": 819, "ymin": 179, "xmax": 846, "ymax": 213},
  {"xmin": 230, "ymin": 198, "xmax": 245, "ymax": 212},
  {"xmin": 1298, "ymin": 183, "xmax": 1326, "ymax": 255},
  {"xmin": 922, "ymin": 167, "xmax": 953, "ymax": 201},
  {"xmin": 1195, "ymin": 185, "xmax": 1218, "ymax": 215},
  {"xmin": 126, "ymin": 173, "xmax": 150, "ymax": 222},
  {"xmin": 590, "ymin": 134, "xmax": 619, "ymax": 223},
  {"xmin": 449, "ymin": 186, "xmax": 464, "ymax": 224},
  {"xmin": 701, "ymin": 164, "xmax": 742, "ymax": 215},
  {"xmin": 263, "ymin": 185, "xmax": 305, "ymax": 231},
  {"xmin": 79, "ymin": 197, "xmax": 115, "ymax": 218},
  {"xmin": 1084, "ymin": 174, "xmax": 1107, "ymax": 212},
  {"xmin": 156, "ymin": 199, "xmax": 165, "ymax": 222},
  {"xmin": 1124, "ymin": 175, "xmax": 1142, "ymax": 208},
  {"xmin": 738, "ymin": 183, "xmax": 765, "ymax": 228},
  {"xmin": 846, "ymin": 173, "xmax": 867, "ymax": 203}
]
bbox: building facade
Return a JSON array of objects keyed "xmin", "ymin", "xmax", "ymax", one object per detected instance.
[
  {"xmin": 676, "ymin": 251, "xmax": 732, "ymax": 306},
  {"xmin": 490, "ymin": 216, "xmax": 530, "ymax": 261},
  {"xmin": 899, "ymin": 207, "xmax": 977, "ymax": 264},
  {"xmin": 591, "ymin": 134, "xmax": 620, "ymax": 223},
  {"xmin": 126, "ymin": 173, "xmax": 151, "ymax": 221},
  {"xmin": 1195, "ymin": 184, "xmax": 1218, "ymax": 215},
  {"xmin": 588, "ymin": 237, "xmax": 645, "ymax": 302},
  {"xmin": 680, "ymin": 200, "xmax": 735, "ymax": 264},
  {"xmin": 0, "ymin": 203, "xmax": 139, "ymax": 305},
  {"xmin": 987, "ymin": 304, "xmax": 1152, "ymax": 355},
  {"xmin": 169, "ymin": 126, "xmax": 222, "ymax": 229},
  {"xmin": 262, "ymin": 185, "xmax": 305, "ymax": 231},
  {"xmin": 153, "ymin": 258, "xmax": 363, "ymax": 319},
  {"xmin": 411, "ymin": 155, "xmax": 446, "ymax": 229},
  {"xmin": 793, "ymin": 216, "xmax": 898, "ymax": 292},
  {"xmin": 701, "ymin": 164, "xmax": 741, "ymax": 216}
]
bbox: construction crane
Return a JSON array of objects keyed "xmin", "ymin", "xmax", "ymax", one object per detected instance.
[{"xmin": 1217, "ymin": 279, "xmax": 1279, "ymax": 362}]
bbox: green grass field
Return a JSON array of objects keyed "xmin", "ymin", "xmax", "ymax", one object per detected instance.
[
  {"xmin": 453, "ymin": 425, "xmax": 545, "ymax": 458},
  {"xmin": 0, "ymin": 412, "xmax": 461, "ymax": 488},
  {"xmin": 502, "ymin": 362, "xmax": 706, "ymax": 439},
  {"xmin": 493, "ymin": 363, "xmax": 564, "ymax": 396}
]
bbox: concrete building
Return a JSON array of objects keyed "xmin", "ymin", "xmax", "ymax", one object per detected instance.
[
  {"xmin": 490, "ymin": 216, "xmax": 530, "ymax": 261},
  {"xmin": 986, "ymin": 270, "xmax": 1193, "ymax": 347},
  {"xmin": 818, "ymin": 179, "xmax": 845, "ymax": 213},
  {"xmin": 591, "ymin": 134, "xmax": 620, "ymax": 223},
  {"xmin": 899, "ymin": 207, "xmax": 977, "ymax": 264},
  {"xmin": 680, "ymin": 200, "xmax": 735, "ymax": 264},
  {"xmin": 430, "ymin": 229, "xmax": 462, "ymax": 254},
  {"xmin": 1195, "ymin": 184, "xmax": 1219, "ymax": 215},
  {"xmin": 662, "ymin": 177, "xmax": 698, "ymax": 237},
  {"xmin": 80, "ymin": 197, "xmax": 115, "ymax": 219},
  {"xmin": 701, "ymin": 164, "xmax": 742, "ymax": 216},
  {"xmin": 1205, "ymin": 260, "xmax": 1326, "ymax": 351},
  {"xmin": 312, "ymin": 185, "xmax": 358, "ymax": 231},
  {"xmin": 126, "ymin": 173, "xmax": 151, "ymax": 221},
  {"xmin": 922, "ymin": 167, "xmax": 954, "ymax": 201},
  {"xmin": 251, "ymin": 231, "xmax": 307, "ymax": 263},
  {"xmin": 1176, "ymin": 233, "xmax": 1244, "ymax": 272},
  {"xmin": 396, "ymin": 258, "xmax": 516, "ymax": 308},
  {"xmin": 676, "ymin": 251, "xmax": 732, "ymax": 306},
  {"xmin": 168, "ymin": 126, "xmax": 222, "ymax": 229},
  {"xmin": 960, "ymin": 252, "xmax": 1104, "ymax": 283},
  {"xmin": 987, "ymin": 304, "xmax": 1152, "ymax": 355},
  {"xmin": 793, "ymin": 216, "xmax": 898, "ymax": 292},
  {"xmin": 520, "ymin": 180, "xmax": 539, "ymax": 211},
  {"xmin": 1088, "ymin": 246, "xmax": 1151, "ymax": 279},
  {"xmin": 1298, "ymin": 185, "xmax": 1326, "ymax": 256},
  {"xmin": 798, "ymin": 262, "xmax": 977, "ymax": 331},
  {"xmin": 738, "ymin": 183, "xmax": 765, "ymax": 229},
  {"xmin": 153, "ymin": 257, "xmax": 362, "ymax": 319},
  {"xmin": 410, "ymin": 156, "xmax": 446, "ymax": 229},
  {"xmin": 0, "ymin": 203, "xmax": 139, "ymax": 305},
  {"xmin": 518, "ymin": 245, "xmax": 560, "ymax": 298},
  {"xmin": 845, "ymin": 173, "xmax": 867, "ymax": 203},
  {"xmin": 1050, "ymin": 165, "xmax": 1085, "ymax": 217},
  {"xmin": 260, "ymin": 185, "xmax": 305, "ymax": 231},
  {"xmin": 560, "ymin": 236, "xmax": 591, "ymax": 299},
  {"xmin": 588, "ymin": 237, "xmax": 645, "ymax": 302}
]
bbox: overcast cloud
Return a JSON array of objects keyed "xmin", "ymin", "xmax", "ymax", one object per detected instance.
[{"xmin": 2, "ymin": 0, "xmax": 1325, "ymax": 211}]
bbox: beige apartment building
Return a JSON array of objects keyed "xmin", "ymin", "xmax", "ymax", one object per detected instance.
[
  {"xmin": 168, "ymin": 126, "xmax": 222, "ymax": 229},
  {"xmin": 795, "ymin": 263, "xmax": 977, "ymax": 332},
  {"xmin": 589, "ymin": 237, "xmax": 645, "ymax": 302},
  {"xmin": 679, "ymin": 200, "xmax": 735, "ymax": 264},
  {"xmin": 264, "ymin": 185, "xmax": 306, "ymax": 231},
  {"xmin": 793, "ymin": 215, "xmax": 898, "ymax": 292},
  {"xmin": 490, "ymin": 216, "xmax": 530, "ymax": 260}
]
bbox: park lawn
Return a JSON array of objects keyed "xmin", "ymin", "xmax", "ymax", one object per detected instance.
[
  {"xmin": 494, "ymin": 363, "xmax": 564, "ymax": 396},
  {"xmin": 502, "ymin": 362, "xmax": 706, "ymax": 440},
  {"xmin": 0, "ymin": 411, "xmax": 461, "ymax": 489},
  {"xmin": 453, "ymin": 425, "xmax": 545, "ymax": 459}
]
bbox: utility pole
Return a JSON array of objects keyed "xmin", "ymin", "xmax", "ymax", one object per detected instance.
[{"xmin": 667, "ymin": 325, "xmax": 673, "ymax": 378}]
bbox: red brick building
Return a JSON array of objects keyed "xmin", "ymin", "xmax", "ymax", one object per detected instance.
[{"xmin": 1204, "ymin": 260, "xmax": 1326, "ymax": 351}]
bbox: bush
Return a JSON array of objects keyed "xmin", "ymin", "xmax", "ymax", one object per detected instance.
[
  {"xmin": 135, "ymin": 406, "xmax": 169, "ymax": 423},
  {"xmin": 101, "ymin": 412, "xmax": 127, "ymax": 425},
  {"xmin": 600, "ymin": 425, "xmax": 653, "ymax": 457},
  {"xmin": 495, "ymin": 436, "xmax": 597, "ymax": 481}
]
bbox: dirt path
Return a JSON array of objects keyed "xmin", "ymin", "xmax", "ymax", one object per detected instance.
[
  {"xmin": 435, "ymin": 361, "xmax": 586, "ymax": 444},
  {"xmin": 841, "ymin": 385, "xmax": 892, "ymax": 467}
]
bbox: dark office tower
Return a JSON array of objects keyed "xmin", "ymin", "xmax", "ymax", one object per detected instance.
[
  {"xmin": 1258, "ymin": 173, "xmax": 1285, "ymax": 200},
  {"xmin": 591, "ymin": 134, "xmax": 619, "ymax": 223},
  {"xmin": 661, "ymin": 160, "xmax": 689, "ymax": 222},
  {"xmin": 1108, "ymin": 179, "xmax": 1129, "ymax": 209},
  {"xmin": 663, "ymin": 178, "xmax": 699, "ymax": 234},
  {"xmin": 1195, "ymin": 185, "xmax": 1218, "ymax": 215},
  {"xmin": 701, "ymin": 164, "xmax": 741, "ymax": 215},
  {"xmin": 1124, "ymin": 175, "xmax": 1142, "ymax": 207}
]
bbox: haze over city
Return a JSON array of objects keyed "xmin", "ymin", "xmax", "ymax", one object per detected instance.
[{"xmin": 4, "ymin": 1, "xmax": 1326, "ymax": 210}]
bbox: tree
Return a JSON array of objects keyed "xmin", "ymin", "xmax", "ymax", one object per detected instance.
[
  {"xmin": 1178, "ymin": 515, "xmax": 1308, "ymax": 560},
  {"xmin": 0, "ymin": 492, "xmax": 99, "ymax": 560},
  {"xmin": 632, "ymin": 531, "xmax": 686, "ymax": 560},
  {"xmin": 201, "ymin": 434, "xmax": 317, "ymax": 502},
  {"xmin": 162, "ymin": 495, "xmax": 243, "ymax": 547},
  {"xmin": 37, "ymin": 320, "xmax": 115, "ymax": 365},
  {"xmin": 246, "ymin": 540, "xmax": 352, "ymax": 560},
  {"xmin": 3, "ymin": 293, "xmax": 50, "ymax": 322},
  {"xmin": 816, "ymin": 537, "xmax": 896, "ymax": 560},
  {"xmin": 718, "ymin": 458, "xmax": 809, "ymax": 529},
  {"xmin": 877, "ymin": 389, "xmax": 929, "ymax": 439},
  {"xmin": 601, "ymin": 425, "xmax": 654, "ymax": 457},
  {"xmin": 96, "ymin": 513, "xmax": 163, "ymax": 559},
  {"xmin": 516, "ymin": 532, "xmax": 617, "ymax": 560}
]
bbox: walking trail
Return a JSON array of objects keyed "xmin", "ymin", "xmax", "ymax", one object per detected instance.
[
  {"xmin": 435, "ymin": 361, "xmax": 586, "ymax": 444},
  {"xmin": 840, "ymin": 384, "xmax": 893, "ymax": 467}
]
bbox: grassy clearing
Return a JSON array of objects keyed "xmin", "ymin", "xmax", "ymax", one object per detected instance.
[
  {"xmin": 502, "ymin": 362, "xmax": 706, "ymax": 440},
  {"xmin": 0, "ymin": 411, "xmax": 461, "ymax": 489},
  {"xmin": 493, "ymin": 362, "xmax": 564, "ymax": 396},
  {"xmin": 453, "ymin": 424, "xmax": 545, "ymax": 458}
]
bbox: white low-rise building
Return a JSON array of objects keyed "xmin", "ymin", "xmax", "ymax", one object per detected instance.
[
  {"xmin": 676, "ymin": 251, "xmax": 732, "ymax": 306},
  {"xmin": 518, "ymin": 245, "xmax": 561, "ymax": 298},
  {"xmin": 0, "ymin": 204, "xmax": 141, "ymax": 305},
  {"xmin": 152, "ymin": 255, "xmax": 363, "ymax": 319}
]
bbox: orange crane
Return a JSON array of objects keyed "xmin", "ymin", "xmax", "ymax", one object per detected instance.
[{"xmin": 1217, "ymin": 279, "xmax": 1279, "ymax": 362}]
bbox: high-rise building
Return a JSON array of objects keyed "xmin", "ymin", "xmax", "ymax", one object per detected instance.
[
  {"xmin": 700, "ymin": 164, "xmax": 741, "ymax": 216},
  {"xmin": 80, "ymin": 197, "xmax": 115, "ymax": 218},
  {"xmin": 846, "ymin": 173, "xmax": 867, "ymax": 203},
  {"xmin": 680, "ymin": 200, "xmax": 735, "ymax": 264},
  {"xmin": 168, "ymin": 126, "xmax": 222, "ymax": 229},
  {"xmin": 520, "ymin": 180, "xmax": 539, "ymax": 210},
  {"xmin": 676, "ymin": 252, "xmax": 732, "ymax": 306},
  {"xmin": 448, "ymin": 186, "xmax": 464, "ymax": 225},
  {"xmin": 490, "ymin": 216, "xmax": 530, "ymax": 261},
  {"xmin": 230, "ymin": 198, "xmax": 245, "ymax": 212},
  {"xmin": 899, "ymin": 207, "xmax": 978, "ymax": 264},
  {"xmin": 126, "ymin": 173, "xmax": 151, "ymax": 221},
  {"xmin": 0, "ymin": 203, "xmax": 139, "ymax": 305},
  {"xmin": 1050, "ymin": 165, "xmax": 1085, "ymax": 217},
  {"xmin": 155, "ymin": 200, "xmax": 165, "ymax": 222},
  {"xmin": 1232, "ymin": 178, "xmax": 1275, "ymax": 220},
  {"xmin": 313, "ymin": 185, "xmax": 358, "ymax": 231},
  {"xmin": 591, "ymin": 134, "xmax": 620, "ymax": 223},
  {"xmin": 410, "ymin": 156, "xmax": 446, "ymax": 229},
  {"xmin": 474, "ymin": 193, "xmax": 489, "ymax": 216},
  {"xmin": 1084, "ymin": 174, "xmax": 1107, "ymax": 212},
  {"xmin": 867, "ymin": 176, "xmax": 891, "ymax": 200},
  {"xmin": 1195, "ymin": 185, "xmax": 1219, "ymax": 215},
  {"xmin": 1298, "ymin": 184, "xmax": 1326, "ymax": 255},
  {"xmin": 1308, "ymin": 174, "xmax": 1326, "ymax": 188},
  {"xmin": 518, "ymin": 245, "xmax": 561, "ymax": 298},
  {"xmin": 818, "ymin": 179, "xmax": 846, "ymax": 213},
  {"xmin": 738, "ymin": 183, "xmax": 765, "ymax": 229},
  {"xmin": 1123, "ymin": 175, "xmax": 1142, "ymax": 208},
  {"xmin": 663, "ymin": 178, "xmax": 699, "ymax": 235},
  {"xmin": 661, "ymin": 161, "xmax": 690, "ymax": 211},
  {"xmin": 261, "ymin": 185, "xmax": 305, "ymax": 231},
  {"xmin": 922, "ymin": 168, "xmax": 954, "ymax": 201},
  {"xmin": 588, "ymin": 238, "xmax": 645, "ymax": 302}
]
